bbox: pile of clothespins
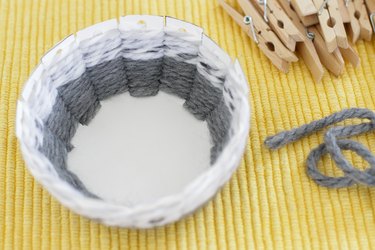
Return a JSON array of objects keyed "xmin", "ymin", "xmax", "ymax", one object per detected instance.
[{"xmin": 218, "ymin": 0, "xmax": 375, "ymax": 82}]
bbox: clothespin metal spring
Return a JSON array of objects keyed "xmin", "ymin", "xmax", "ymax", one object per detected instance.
[
  {"xmin": 306, "ymin": 28, "xmax": 315, "ymax": 40},
  {"xmin": 318, "ymin": 0, "xmax": 330, "ymax": 15},
  {"xmin": 371, "ymin": 13, "xmax": 375, "ymax": 32},
  {"xmin": 258, "ymin": 0, "xmax": 269, "ymax": 22},
  {"xmin": 243, "ymin": 16, "xmax": 259, "ymax": 43}
]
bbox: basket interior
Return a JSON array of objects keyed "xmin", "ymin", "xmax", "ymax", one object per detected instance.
[{"xmin": 18, "ymin": 16, "xmax": 245, "ymax": 205}]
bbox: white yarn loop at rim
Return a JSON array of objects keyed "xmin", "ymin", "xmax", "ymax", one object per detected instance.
[{"xmin": 16, "ymin": 15, "xmax": 250, "ymax": 228}]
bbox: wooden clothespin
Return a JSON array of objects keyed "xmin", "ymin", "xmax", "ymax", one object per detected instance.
[
  {"xmin": 290, "ymin": 0, "xmax": 317, "ymax": 16},
  {"xmin": 290, "ymin": 0, "xmax": 319, "ymax": 26},
  {"xmin": 338, "ymin": 0, "xmax": 351, "ymax": 23},
  {"xmin": 353, "ymin": 0, "xmax": 373, "ymax": 40},
  {"xmin": 249, "ymin": 0, "xmax": 304, "ymax": 51},
  {"xmin": 346, "ymin": 0, "xmax": 362, "ymax": 42},
  {"xmin": 278, "ymin": 0, "xmax": 325, "ymax": 82},
  {"xmin": 339, "ymin": 42, "xmax": 360, "ymax": 67},
  {"xmin": 312, "ymin": 0, "xmax": 349, "ymax": 52},
  {"xmin": 310, "ymin": 26, "xmax": 345, "ymax": 76},
  {"xmin": 218, "ymin": 0, "xmax": 298, "ymax": 73}
]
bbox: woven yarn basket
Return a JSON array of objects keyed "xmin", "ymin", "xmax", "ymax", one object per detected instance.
[{"xmin": 16, "ymin": 15, "xmax": 250, "ymax": 228}]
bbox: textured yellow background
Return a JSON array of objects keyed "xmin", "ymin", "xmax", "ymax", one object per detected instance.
[{"xmin": 1, "ymin": 0, "xmax": 375, "ymax": 249}]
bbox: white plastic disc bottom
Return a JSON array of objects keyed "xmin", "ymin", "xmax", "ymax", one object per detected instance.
[{"xmin": 68, "ymin": 91, "xmax": 211, "ymax": 206}]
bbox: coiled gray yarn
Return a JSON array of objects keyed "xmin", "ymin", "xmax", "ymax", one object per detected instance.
[{"xmin": 264, "ymin": 108, "xmax": 375, "ymax": 188}]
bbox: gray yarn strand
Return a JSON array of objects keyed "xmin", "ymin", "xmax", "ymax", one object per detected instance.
[{"xmin": 264, "ymin": 108, "xmax": 375, "ymax": 188}]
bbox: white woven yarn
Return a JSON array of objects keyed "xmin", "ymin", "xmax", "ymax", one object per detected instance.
[{"xmin": 16, "ymin": 15, "xmax": 250, "ymax": 228}]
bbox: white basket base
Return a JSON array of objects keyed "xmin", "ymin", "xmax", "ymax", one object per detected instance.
[{"xmin": 68, "ymin": 91, "xmax": 211, "ymax": 206}]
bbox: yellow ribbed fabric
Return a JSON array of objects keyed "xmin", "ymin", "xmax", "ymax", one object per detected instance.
[{"xmin": 1, "ymin": 0, "xmax": 375, "ymax": 249}]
